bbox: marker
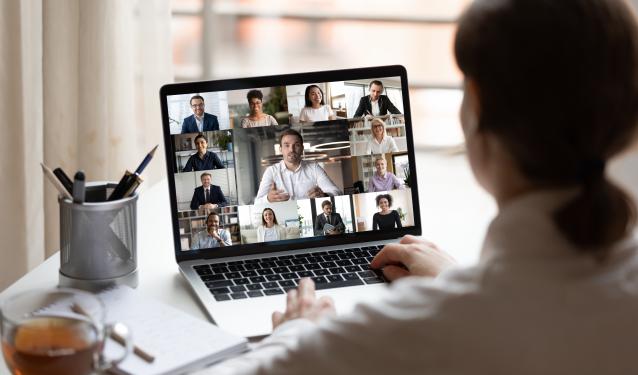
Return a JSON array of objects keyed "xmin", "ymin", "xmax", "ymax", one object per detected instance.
[
  {"xmin": 53, "ymin": 167, "xmax": 73, "ymax": 194},
  {"xmin": 72, "ymin": 171, "xmax": 86, "ymax": 204},
  {"xmin": 41, "ymin": 163, "xmax": 73, "ymax": 200}
]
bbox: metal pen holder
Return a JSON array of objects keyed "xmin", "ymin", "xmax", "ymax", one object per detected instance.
[{"xmin": 58, "ymin": 181, "xmax": 138, "ymax": 291}]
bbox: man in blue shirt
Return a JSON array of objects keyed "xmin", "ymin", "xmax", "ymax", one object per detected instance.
[
  {"xmin": 190, "ymin": 212, "xmax": 232, "ymax": 249},
  {"xmin": 182, "ymin": 134, "xmax": 225, "ymax": 172},
  {"xmin": 181, "ymin": 95, "xmax": 220, "ymax": 133}
]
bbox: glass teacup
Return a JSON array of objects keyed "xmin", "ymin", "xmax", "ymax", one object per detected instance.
[{"xmin": 0, "ymin": 288, "xmax": 131, "ymax": 375}]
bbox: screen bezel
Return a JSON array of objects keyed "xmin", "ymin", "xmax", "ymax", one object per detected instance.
[{"xmin": 160, "ymin": 65, "xmax": 421, "ymax": 263}]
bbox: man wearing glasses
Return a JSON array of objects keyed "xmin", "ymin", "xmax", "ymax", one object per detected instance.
[{"xmin": 181, "ymin": 95, "xmax": 220, "ymax": 133}]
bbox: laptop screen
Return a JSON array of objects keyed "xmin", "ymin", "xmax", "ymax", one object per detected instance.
[{"xmin": 160, "ymin": 66, "xmax": 421, "ymax": 261}]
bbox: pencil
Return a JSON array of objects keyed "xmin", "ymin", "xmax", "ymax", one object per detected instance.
[{"xmin": 41, "ymin": 163, "xmax": 73, "ymax": 200}]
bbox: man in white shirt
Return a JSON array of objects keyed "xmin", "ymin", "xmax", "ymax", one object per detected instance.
[{"xmin": 254, "ymin": 129, "xmax": 341, "ymax": 204}]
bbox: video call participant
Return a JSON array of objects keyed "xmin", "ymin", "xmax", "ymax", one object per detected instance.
[
  {"xmin": 299, "ymin": 85, "xmax": 336, "ymax": 122},
  {"xmin": 256, "ymin": 208, "xmax": 287, "ymax": 242},
  {"xmin": 372, "ymin": 193, "xmax": 402, "ymax": 230},
  {"xmin": 182, "ymin": 134, "xmax": 225, "ymax": 172},
  {"xmin": 181, "ymin": 95, "xmax": 220, "ymax": 134},
  {"xmin": 366, "ymin": 118, "xmax": 399, "ymax": 154},
  {"xmin": 368, "ymin": 157, "xmax": 404, "ymax": 192},
  {"xmin": 190, "ymin": 172, "xmax": 228, "ymax": 210},
  {"xmin": 314, "ymin": 200, "xmax": 344, "ymax": 236},
  {"xmin": 190, "ymin": 212, "xmax": 232, "ymax": 249},
  {"xmin": 241, "ymin": 89, "xmax": 279, "ymax": 128},
  {"xmin": 353, "ymin": 80, "xmax": 402, "ymax": 118},
  {"xmin": 255, "ymin": 129, "xmax": 341, "ymax": 204}
]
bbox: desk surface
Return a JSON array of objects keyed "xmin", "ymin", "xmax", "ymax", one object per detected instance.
[{"xmin": 0, "ymin": 151, "xmax": 495, "ymax": 374}]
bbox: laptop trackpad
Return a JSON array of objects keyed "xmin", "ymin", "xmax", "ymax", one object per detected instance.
[{"xmin": 211, "ymin": 284, "xmax": 387, "ymax": 338}]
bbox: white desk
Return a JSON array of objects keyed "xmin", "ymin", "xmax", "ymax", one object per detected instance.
[{"xmin": 0, "ymin": 151, "xmax": 494, "ymax": 374}]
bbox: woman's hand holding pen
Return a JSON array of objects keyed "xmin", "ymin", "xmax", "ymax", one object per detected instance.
[{"xmin": 370, "ymin": 235, "xmax": 457, "ymax": 280}]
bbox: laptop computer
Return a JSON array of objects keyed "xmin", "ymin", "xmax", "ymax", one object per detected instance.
[{"xmin": 159, "ymin": 65, "xmax": 420, "ymax": 337}]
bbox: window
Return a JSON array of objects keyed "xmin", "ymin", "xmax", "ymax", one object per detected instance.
[{"xmin": 170, "ymin": 0, "xmax": 471, "ymax": 147}]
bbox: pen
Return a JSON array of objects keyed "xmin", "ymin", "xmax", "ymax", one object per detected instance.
[
  {"xmin": 108, "ymin": 145, "xmax": 158, "ymax": 201},
  {"xmin": 41, "ymin": 163, "xmax": 73, "ymax": 200},
  {"xmin": 134, "ymin": 144, "xmax": 159, "ymax": 175},
  {"xmin": 72, "ymin": 171, "xmax": 86, "ymax": 204},
  {"xmin": 53, "ymin": 167, "xmax": 73, "ymax": 194},
  {"xmin": 71, "ymin": 304, "xmax": 155, "ymax": 363}
]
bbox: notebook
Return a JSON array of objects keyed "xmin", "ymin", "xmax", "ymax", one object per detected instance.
[{"xmin": 100, "ymin": 285, "xmax": 247, "ymax": 375}]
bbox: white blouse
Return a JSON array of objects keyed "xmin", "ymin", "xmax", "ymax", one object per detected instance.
[
  {"xmin": 299, "ymin": 105, "xmax": 334, "ymax": 122},
  {"xmin": 365, "ymin": 135, "xmax": 399, "ymax": 154},
  {"xmin": 241, "ymin": 115, "xmax": 278, "ymax": 128},
  {"xmin": 198, "ymin": 189, "xmax": 638, "ymax": 375}
]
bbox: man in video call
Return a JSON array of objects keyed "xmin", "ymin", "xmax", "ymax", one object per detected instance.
[
  {"xmin": 255, "ymin": 128, "xmax": 341, "ymax": 204},
  {"xmin": 314, "ymin": 200, "xmax": 344, "ymax": 236},
  {"xmin": 190, "ymin": 212, "xmax": 232, "ymax": 249},
  {"xmin": 368, "ymin": 156, "xmax": 404, "ymax": 192},
  {"xmin": 182, "ymin": 133, "xmax": 225, "ymax": 172},
  {"xmin": 190, "ymin": 172, "xmax": 228, "ymax": 210},
  {"xmin": 353, "ymin": 80, "xmax": 402, "ymax": 118},
  {"xmin": 181, "ymin": 95, "xmax": 220, "ymax": 133}
]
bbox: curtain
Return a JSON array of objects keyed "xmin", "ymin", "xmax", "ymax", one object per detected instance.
[{"xmin": 0, "ymin": 0, "xmax": 172, "ymax": 290}]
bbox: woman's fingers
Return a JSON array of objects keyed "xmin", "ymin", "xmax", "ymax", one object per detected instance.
[
  {"xmin": 370, "ymin": 243, "xmax": 411, "ymax": 269},
  {"xmin": 381, "ymin": 264, "xmax": 411, "ymax": 281},
  {"xmin": 297, "ymin": 278, "xmax": 316, "ymax": 313},
  {"xmin": 272, "ymin": 311, "xmax": 284, "ymax": 328},
  {"xmin": 370, "ymin": 236, "xmax": 454, "ymax": 279},
  {"xmin": 272, "ymin": 279, "xmax": 336, "ymax": 330},
  {"xmin": 317, "ymin": 296, "xmax": 337, "ymax": 316}
]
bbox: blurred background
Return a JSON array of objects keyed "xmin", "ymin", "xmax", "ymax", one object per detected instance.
[{"xmin": 170, "ymin": 0, "xmax": 469, "ymax": 147}]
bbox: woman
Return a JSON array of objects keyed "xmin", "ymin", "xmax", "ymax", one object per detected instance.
[
  {"xmin": 368, "ymin": 156, "xmax": 404, "ymax": 192},
  {"xmin": 372, "ymin": 194, "xmax": 402, "ymax": 230},
  {"xmin": 365, "ymin": 118, "xmax": 399, "ymax": 154},
  {"xmin": 256, "ymin": 208, "xmax": 286, "ymax": 242},
  {"xmin": 241, "ymin": 89, "xmax": 278, "ymax": 128},
  {"xmin": 181, "ymin": 133, "xmax": 225, "ymax": 172},
  {"xmin": 299, "ymin": 85, "xmax": 336, "ymax": 123},
  {"xmin": 201, "ymin": 0, "xmax": 638, "ymax": 374}
]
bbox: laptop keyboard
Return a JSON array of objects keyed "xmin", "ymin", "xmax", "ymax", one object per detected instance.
[{"xmin": 193, "ymin": 246, "xmax": 386, "ymax": 302}]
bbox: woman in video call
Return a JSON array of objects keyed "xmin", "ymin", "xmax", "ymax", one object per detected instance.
[
  {"xmin": 365, "ymin": 118, "xmax": 399, "ymax": 154},
  {"xmin": 256, "ymin": 208, "xmax": 287, "ymax": 242},
  {"xmin": 299, "ymin": 85, "xmax": 336, "ymax": 123},
  {"xmin": 182, "ymin": 133, "xmax": 225, "ymax": 172},
  {"xmin": 241, "ymin": 89, "xmax": 279, "ymax": 128},
  {"xmin": 200, "ymin": 0, "xmax": 638, "ymax": 374},
  {"xmin": 372, "ymin": 194, "xmax": 402, "ymax": 231}
]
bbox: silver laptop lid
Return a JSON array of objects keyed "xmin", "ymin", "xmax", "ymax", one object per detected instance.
[{"xmin": 159, "ymin": 65, "xmax": 421, "ymax": 263}]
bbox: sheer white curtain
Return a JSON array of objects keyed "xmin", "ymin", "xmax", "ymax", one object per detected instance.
[{"xmin": 0, "ymin": 0, "xmax": 172, "ymax": 290}]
